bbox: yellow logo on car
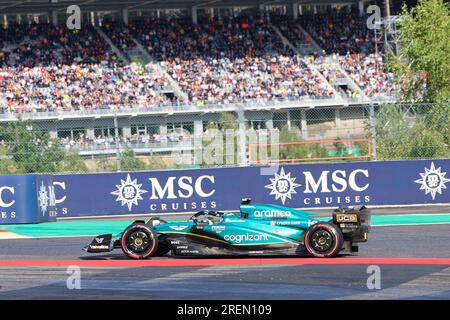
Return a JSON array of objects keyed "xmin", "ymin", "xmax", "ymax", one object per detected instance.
[{"xmin": 336, "ymin": 214, "xmax": 358, "ymax": 223}]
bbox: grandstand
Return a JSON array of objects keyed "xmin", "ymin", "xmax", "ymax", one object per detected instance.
[{"xmin": 0, "ymin": 0, "xmax": 398, "ymax": 169}]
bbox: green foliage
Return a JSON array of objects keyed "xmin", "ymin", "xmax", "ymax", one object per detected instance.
[
  {"xmin": 0, "ymin": 146, "xmax": 21, "ymax": 174},
  {"xmin": 58, "ymin": 150, "xmax": 89, "ymax": 173},
  {"xmin": 333, "ymin": 138, "xmax": 347, "ymax": 156},
  {"xmin": 384, "ymin": 0, "xmax": 450, "ymax": 159},
  {"xmin": 388, "ymin": 0, "xmax": 450, "ymax": 103},
  {"xmin": 376, "ymin": 104, "xmax": 417, "ymax": 159},
  {"xmin": 202, "ymin": 112, "xmax": 240, "ymax": 166},
  {"xmin": 0, "ymin": 119, "xmax": 64, "ymax": 173},
  {"xmin": 204, "ymin": 112, "xmax": 240, "ymax": 131},
  {"xmin": 354, "ymin": 141, "xmax": 369, "ymax": 157},
  {"xmin": 424, "ymin": 103, "xmax": 450, "ymax": 145},
  {"xmin": 409, "ymin": 126, "xmax": 448, "ymax": 158},
  {"xmin": 375, "ymin": 104, "xmax": 449, "ymax": 159},
  {"xmin": 279, "ymin": 125, "xmax": 307, "ymax": 160},
  {"xmin": 119, "ymin": 148, "xmax": 147, "ymax": 171},
  {"xmin": 308, "ymin": 144, "xmax": 329, "ymax": 159},
  {"xmin": 218, "ymin": 112, "xmax": 239, "ymax": 131},
  {"xmin": 96, "ymin": 156, "xmax": 115, "ymax": 173},
  {"xmin": 278, "ymin": 125, "xmax": 328, "ymax": 161},
  {"xmin": 146, "ymin": 156, "xmax": 168, "ymax": 170},
  {"xmin": 0, "ymin": 119, "xmax": 172, "ymax": 174}
]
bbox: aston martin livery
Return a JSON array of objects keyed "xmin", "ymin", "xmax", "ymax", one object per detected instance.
[{"xmin": 83, "ymin": 199, "xmax": 371, "ymax": 259}]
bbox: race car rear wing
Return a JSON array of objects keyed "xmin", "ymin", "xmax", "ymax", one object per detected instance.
[{"xmin": 332, "ymin": 205, "xmax": 371, "ymax": 243}]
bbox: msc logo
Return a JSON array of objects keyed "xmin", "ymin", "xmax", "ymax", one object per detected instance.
[
  {"xmin": 335, "ymin": 214, "xmax": 358, "ymax": 223},
  {"xmin": 0, "ymin": 186, "xmax": 15, "ymax": 208},
  {"xmin": 264, "ymin": 168, "xmax": 300, "ymax": 205},
  {"xmin": 266, "ymin": 168, "xmax": 370, "ymax": 204},
  {"xmin": 303, "ymin": 169, "xmax": 369, "ymax": 193},
  {"xmin": 111, "ymin": 174, "xmax": 148, "ymax": 211},
  {"xmin": 53, "ymin": 181, "xmax": 68, "ymax": 215},
  {"xmin": 149, "ymin": 175, "xmax": 215, "ymax": 200},
  {"xmin": 414, "ymin": 162, "xmax": 450, "ymax": 200}
]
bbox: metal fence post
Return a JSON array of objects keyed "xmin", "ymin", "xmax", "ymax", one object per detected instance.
[
  {"xmin": 114, "ymin": 111, "xmax": 121, "ymax": 171},
  {"xmin": 236, "ymin": 108, "xmax": 248, "ymax": 166},
  {"xmin": 369, "ymin": 104, "xmax": 378, "ymax": 160}
]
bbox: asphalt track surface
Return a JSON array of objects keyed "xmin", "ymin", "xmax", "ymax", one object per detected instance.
[{"xmin": 1, "ymin": 206, "xmax": 450, "ymax": 299}]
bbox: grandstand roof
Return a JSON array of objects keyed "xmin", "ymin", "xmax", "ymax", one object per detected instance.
[{"xmin": 0, "ymin": 0, "xmax": 359, "ymax": 14}]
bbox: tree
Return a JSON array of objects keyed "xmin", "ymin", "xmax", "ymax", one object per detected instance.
[
  {"xmin": 119, "ymin": 148, "xmax": 147, "ymax": 171},
  {"xmin": 424, "ymin": 103, "xmax": 450, "ymax": 145},
  {"xmin": 218, "ymin": 112, "xmax": 239, "ymax": 131},
  {"xmin": 279, "ymin": 125, "xmax": 307, "ymax": 160},
  {"xmin": 202, "ymin": 112, "xmax": 241, "ymax": 166},
  {"xmin": 278, "ymin": 125, "xmax": 327, "ymax": 161},
  {"xmin": 0, "ymin": 119, "xmax": 64, "ymax": 173},
  {"xmin": 374, "ymin": 104, "xmax": 413, "ymax": 159},
  {"xmin": 388, "ymin": 0, "xmax": 450, "ymax": 103},
  {"xmin": 146, "ymin": 156, "xmax": 168, "ymax": 170},
  {"xmin": 375, "ymin": 104, "xmax": 449, "ymax": 159},
  {"xmin": 58, "ymin": 150, "xmax": 89, "ymax": 173},
  {"xmin": 408, "ymin": 125, "xmax": 448, "ymax": 158},
  {"xmin": 0, "ymin": 146, "xmax": 20, "ymax": 174},
  {"xmin": 333, "ymin": 138, "xmax": 347, "ymax": 156},
  {"xmin": 96, "ymin": 155, "xmax": 115, "ymax": 172}
]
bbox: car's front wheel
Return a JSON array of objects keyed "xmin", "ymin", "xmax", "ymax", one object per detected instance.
[
  {"xmin": 120, "ymin": 224, "xmax": 158, "ymax": 259},
  {"xmin": 304, "ymin": 222, "xmax": 343, "ymax": 258}
]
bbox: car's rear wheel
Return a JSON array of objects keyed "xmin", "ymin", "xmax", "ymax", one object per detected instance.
[
  {"xmin": 304, "ymin": 222, "xmax": 343, "ymax": 258},
  {"xmin": 120, "ymin": 224, "xmax": 158, "ymax": 259}
]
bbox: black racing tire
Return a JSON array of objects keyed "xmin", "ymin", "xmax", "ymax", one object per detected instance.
[
  {"xmin": 304, "ymin": 222, "xmax": 343, "ymax": 258},
  {"xmin": 146, "ymin": 219, "xmax": 171, "ymax": 256},
  {"xmin": 120, "ymin": 224, "xmax": 158, "ymax": 259}
]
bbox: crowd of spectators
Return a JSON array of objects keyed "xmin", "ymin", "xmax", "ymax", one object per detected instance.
[
  {"xmin": 339, "ymin": 53, "xmax": 395, "ymax": 98},
  {"xmin": 101, "ymin": 21, "xmax": 137, "ymax": 57},
  {"xmin": 309, "ymin": 55, "xmax": 343, "ymax": 84},
  {"xmin": 0, "ymin": 23, "xmax": 45, "ymax": 67},
  {"xmin": 0, "ymin": 9, "xmax": 397, "ymax": 114},
  {"xmin": 301, "ymin": 7, "xmax": 378, "ymax": 56},
  {"xmin": 1, "ymin": 23, "xmax": 120, "ymax": 67},
  {"xmin": 287, "ymin": 6, "xmax": 395, "ymax": 98},
  {"xmin": 0, "ymin": 62, "xmax": 177, "ymax": 112},
  {"xmin": 0, "ymin": 23, "xmax": 177, "ymax": 112},
  {"xmin": 119, "ymin": 15, "xmax": 334, "ymax": 104},
  {"xmin": 271, "ymin": 14, "xmax": 314, "ymax": 51}
]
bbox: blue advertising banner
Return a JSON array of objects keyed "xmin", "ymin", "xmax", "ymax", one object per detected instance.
[
  {"xmin": 52, "ymin": 159, "xmax": 450, "ymax": 218},
  {"xmin": 0, "ymin": 174, "xmax": 56, "ymax": 224}
]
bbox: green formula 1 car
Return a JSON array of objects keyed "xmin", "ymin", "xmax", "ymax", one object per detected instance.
[{"xmin": 83, "ymin": 198, "xmax": 371, "ymax": 259}]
